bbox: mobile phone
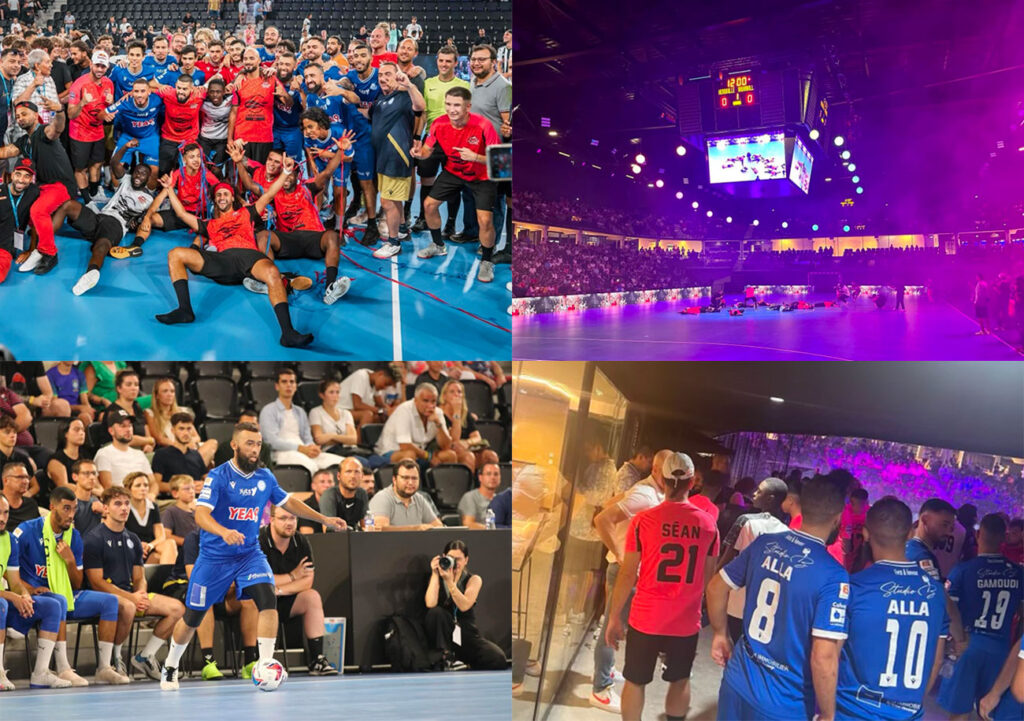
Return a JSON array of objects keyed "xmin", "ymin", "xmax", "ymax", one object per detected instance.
[{"xmin": 486, "ymin": 144, "xmax": 511, "ymax": 182}]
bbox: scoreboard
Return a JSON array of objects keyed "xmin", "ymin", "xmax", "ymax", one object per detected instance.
[{"xmin": 716, "ymin": 73, "xmax": 757, "ymax": 110}]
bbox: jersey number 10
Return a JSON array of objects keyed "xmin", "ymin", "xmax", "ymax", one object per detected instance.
[{"xmin": 880, "ymin": 618, "xmax": 928, "ymax": 689}]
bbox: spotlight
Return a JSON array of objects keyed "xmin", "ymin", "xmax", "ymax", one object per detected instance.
[
  {"xmin": 852, "ymin": 175, "xmax": 860, "ymax": 183},
  {"xmin": 706, "ymin": 210, "xmax": 713, "ymax": 217},
  {"xmin": 675, "ymin": 191, "xmax": 683, "ymax": 199},
  {"xmin": 841, "ymin": 150, "xmax": 851, "ymax": 160},
  {"xmin": 635, "ymin": 153, "xmax": 646, "ymax": 164},
  {"xmin": 770, "ymin": 396, "xmax": 785, "ymax": 403},
  {"xmin": 692, "ymin": 201, "xmax": 699, "ymax": 209},
  {"xmin": 843, "ymin": 224, "xmax": 851, "ymax": 232},
  {"xmin": 834, "ymin": 135, "xmax": 845, "ymax": 147},
  {"xmin": 847, "ymin": 163, "xmax": 856, "ymax": 172},
  {"xmin": 809, "ymin": 129, "xmax": 820, "ymax": 140},
  {"xmin": 812, "ymin": 224, "xmax": 819, "ymax": 231},
  {"xmin": 548, "ymin": 130, "xmax": 558, "ymax": 136},
  {"xmin": 726, "ymin": 216, "xmax": 733, "ymax": 223},
  {"xmin": 655, "ymin": 179, "xmax": 664, "ymax": 188},
  {"xmin": 676, "ymin": 145, "xmax": 686, "ymax": 156},
  {"xmin": 631, "ymin": 163, "xmax": 642, "ymax": 174},
  {"xmin": 752, "ymin": 219, "xmax": 760, "ymax": 226},
  {"xmin": 781, "ymin": 221, "xmax": 789, "ymax": 229},
  {"xmin": 856, "ymin": 186, "xmax": 864, "ymax": 194}
]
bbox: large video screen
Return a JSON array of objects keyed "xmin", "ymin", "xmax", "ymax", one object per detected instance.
[
  {"xmin": 789, "ymin": 135, "xmax": 813, "ymax": 194},
  {"xmin": 707, "ymin": 132, "xmax": 786, "ymax": 183}
]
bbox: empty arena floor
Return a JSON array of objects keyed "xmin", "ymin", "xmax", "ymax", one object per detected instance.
[{"xmin": 512, "ymin": 293, "xmax": 1021, "ymax": 360}]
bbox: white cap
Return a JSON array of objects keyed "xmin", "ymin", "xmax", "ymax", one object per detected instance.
[
  {"xmin": 662, "ymin": 452, "xmax": 694, "ymax": 481},
  {"xmin": 91, "ymin": 50, "xmax": 109, "ymax": 66}
]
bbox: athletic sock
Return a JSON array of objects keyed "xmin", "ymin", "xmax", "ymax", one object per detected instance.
[
  {"xmin": 130, "ymin": 236, "xmax": 145, "ymax": 247},
  {"xmin": 274, "ymin": 301, "xmax": 296, "ymax": 333},
  {"xmin": 87, "ymin": 262, "xmax": 100, "ymax": 272},
  {"xmin": 481, "ymin": 245, "xmax": 494, "ymax": 262},
  {"xmin": 418, "ymin": 191, "xmax": 427, "ymax": 218},
  {"xmin": 165, "ymin": 639, "xmax": 188, "ymax": 669},
  {"xmin": 54, "ymin": 640, "xmax": 71, "ymax": 673},
  {"xmin": 430, "ymin": 227, "xmax": 444, "ymax": 247},
  {"xmin": 34, "ymin": 638, "xmax": 55, "ymax": 677},
  {"xmin": 243, "ymin": 645, "xmax": 258, "ymax": 665},
  {"xmin": 142, "ymin": 634, "xmax": 165, "ymax": 659},
  {"xmin": 113, "ymin": 642, "xmax": 123, "ymax": 663},
  {"xmin": 202, "ymin": 648, "xmax": 215, "ymax": 665},
  {"xmin": 257, "ymin": 637, "xmax": 276, "ymax": 662},
  {"xmin": 156, "ymin": 279, "xmax": 195, "ymax": 324},
  {"xmin": 307, "ymin": 636, "xmax": 324, "ymax": 661},
  {"xmin": 403, "ymin": 199, "xmax": 412, "ymax": 219},
  {"xmin": 97, "ymin": 640, "xmax": 113, "ymax": 670},
  {"xmin": 80, "ymin": 188, "xmax": 92, "ymax": 204},
  {"xmin": 275, "ymin": 302, "xmax": 314, "ymax": 347},
  {"xmin": 325, "ymin": 265, "xmax": 338, "ymax": 286},
  {"xmin": 0, "ymin": 642, "xmax": 5, "ymax": 672}
]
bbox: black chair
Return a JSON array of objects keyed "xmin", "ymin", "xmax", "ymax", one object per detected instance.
[
  {"xmin": 427, "ymin": 464, "xmax": 474, "ymax": 510},
  {"xmin": 192, "ymin": 376, "xmax": 239, "ymax": 420},
  {"xmin": 246, "ymin": 361, "xmax": 291, "ymax": 380},
  {"xmin": 462, "ymin": 379, "xmax": 495, "ymax": 419},
  {"xmin": 298, "ymin": 361, "xmax": 336, "ymax": 381},
  {"xmin": 201, "ymin": 418, "xmax": 236, "ymax": 447},
  {"xmin": 71, "ymin": 617, "xmax": 101, "ymax": 669},
  {"xmin": 86, "ymin": 422, "xmax": 107, "ymax": 450},
  {"xmin": 360, "ymin": 423, "xmax": 384, "ymax": 451},
  {"xmin": 441, "ymin": 512, "xmax": 463, "ymax": 527},
  {"xmin": 475, "ymin": 420, "xmax": 508, "ymax": 460},
  {"xmin": 274, "ymin": 465, "xmax": 311, "ymax": 493},
  {"xmin": 192, "ymin": 361, "xmax": 234, "ymax": 379},
  {"xmin": 296, "ymin": 382, "xmax": 321, "ymax": 411},
  {"xmin": 137, "ymin": 361, "xmax": 178, "ymax": 379},
  {"xmin": 246, "ymin": 378, "xmax": 278, "ymax": 410},
  {"xmin": 32, "ymin": 417, "xmax": 63, "ymax": 450},
  {"xmin": 373, "ymin": 464, "xmax": 394, "ymax": 492},
  {"xmin": 499, "ymin": 462, "xmax": 511, "ymax": 492}
]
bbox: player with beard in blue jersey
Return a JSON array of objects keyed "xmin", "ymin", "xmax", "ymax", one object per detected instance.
[
  {"xmin": 707, "ymin": 473, "xmax": 849, "ymax": 721},
  {"xmin": 939, "ymin": 514, "xmax": 1024, "ymax": 720},
  {"xmin": 271, "ymin": 53, "xmax": 304, "ymax": 161},
  {"xmin": 835, "ymin": 497, "xmax": 949, "ymax": 720},
  {"xmin": 159, "ymin": 422, "xmax": 345, "ymax": 690},
  {"xmin": 103, "ymin": 78, "xmax": 162, "ymax": 188}
]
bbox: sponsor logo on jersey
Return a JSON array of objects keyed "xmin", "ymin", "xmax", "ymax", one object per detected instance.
[
  {"xmin": 839, "ymin": 582, "xmax": 849, "ymax": 599},
  {"xmin": 228, "ymin": 506, "xmax": 260, "ymax": 521},
  {"xmin": 829, "ymin": 602, "xmax": 846, "ymax": 625},
  {"xmin": 234, "ymin": 485, "xmax": 258, "ymax": 497},
  {"xmin": 257, "ymin": 480, "xmax": 266, "ymax": 492},
  {"xmin": 35, "ymin": 564, "xmax": 48, "ymax": 578}
]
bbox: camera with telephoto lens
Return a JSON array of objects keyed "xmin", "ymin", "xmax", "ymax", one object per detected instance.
[{"xmin": 438, "ymin": 554, "xmax": 456, "ymax": 571}]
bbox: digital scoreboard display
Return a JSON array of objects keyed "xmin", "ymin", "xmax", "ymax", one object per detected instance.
[
  {"xmin": 707, "ymin": 132, "xmax": 786, "ymax": 184},
  {"xmin": 716, "ymin": 73, "xmax": 756, "ymax": 110}
]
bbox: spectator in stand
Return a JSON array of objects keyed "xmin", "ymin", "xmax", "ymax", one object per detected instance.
[
  {"xmin": 45, "ymin": 362, "xmax": 94, "ymax": 424},
  {"xmin": 297, "ymin": 469, "xmax": 332, "ymax": 534},
  {"xmin": 309, "ymin": 378, "xmax": 358, "ymax": 453},
  {"xmin": 97, "ymin": 369, "xmax": 156, "ymax": 450},
  {"xmin": 439, "ymin": 379, "xmax": 496, "ymax": 471},
  {"xmin": 388, "ymin": 22, "xmax": 400, "ymax": 52},
  {"xmin": 320, "ymin": 457, "xmax": 369, "ymax": 531},
  {"xmin": 258, "ymin": 367, "xmax": 344, "ymax": 474},
  {"xmin": 459, "ymin": 461, "xmax": 502, "ymax": 528},
  {"xmin": 151, "ymin": 412, "xmax": 213, "ymax": 495},
  {"xmin": 71, "ymin": 459, "xmax": 103, "ymax": 535},
  {"xmin": 488, "ymin": 487, "xmax": 510, "ymax": 528},
  {"xmin": 360, "ymin": 465, "xmax": 376, "ymax": 498},
  {"xmin": 372, "ymin": 383, "xmax": 456, "ymax": 468},
  {"xmin": 3, "ymin": 361, "xmax": 71, "ymax": 420},
  {"xmin": 367, "ymin": 458, "xmax": 441, "ymax": 530},
  {"xmin": 147, "ymin": 378, "xmax": 216, "ymax": 461},
  {"xmin": 497, "ymin": 30, "xmax": 512, "ymax": 79},
  {"xmin": 2, "ymin": 460, "xmax": 39, "ymax": 531},
  {"xmin": 338, "ymin": 363, "xmax": 400, "ymax": 427},
  {"xmin": 93, "ymin": 408, "xmax": 154, "ymax": 492},
  {"xmin": 46, "ymin": 418, "xmax": 90, "ymax": 489},
  {"xmin": 122, "ymin": 472, "xmax": 176, "ymax": 563},
  {"xmin": 415, "ymin": 361, "xmax": 447, "ymax": 396},
  {"xmin": 406, "ymin": 17, "xmax": 422, "ymax": 42},
  {"xmin": 160, "ymin": 475, "xmax": 198, "ymax": 547},
  {"xmin": 85, "ymin": 362, "xmax": 149, "ymax": 414}
]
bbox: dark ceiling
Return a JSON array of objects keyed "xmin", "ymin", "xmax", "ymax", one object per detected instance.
[{"xmin": 597, "ymin": 362, "xmax": 1024, "ymax": 457}]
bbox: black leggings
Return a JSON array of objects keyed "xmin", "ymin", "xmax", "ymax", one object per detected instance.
[{"xmin": 423, "ymin": 607, "xmax": 506, "ymax": 670}]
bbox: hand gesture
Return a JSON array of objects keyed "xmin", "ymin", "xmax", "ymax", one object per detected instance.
[
  {"xmin": 273, "ymin": 81, "xmax": 288, "ymax": 98},
  {"xmin": 410, "ymin": 139, "xmax": 425, "ymax": 159},
  {"xmin": 605, "ymin": 615, "xmax": 624, "ymax": 650},
  {"xmin": 82, "ymin": 90, "xmax": 95, "ymax": 104},
  {"xmin": 261, "ymin": 66, "xmax": 275, "ymax": 78},
  {"xmin": 158, "ymin": 174, "xmax": 174, "ymax": 190},
  {"xmin": 124, "ymin": 138, "xmax": 139, "ymax": 148},
  {"xmin": 395, "ymin": 71, "xmax": 410, "ymax": 90},
  {"xmin": 226, "ymin": 140, "xmax": 245, "ymax": 163},
  {"xmin": 104, "ymin": 92, "xmax": 114, "ymax": 105},
  {"xmin": 221, "ymin": 528, "xmax": 245, "ymax": 545},
  {"xmin": 291, "ymin": 556, "xmax": 314, "ymax": 580},
  {"xmin": 12, "ymin": 592, "xmax": 34, "ymax": 617},
  {"xmin": 710, "ymin": 632, "xmax": 733, "ymax": 667},
  {"xmin": 282, "ymin": 155, "xmax": 296, "ymax": 174},
  {"xmin": 33, "ymin": 72, "xmax": 45, "ymax": 87},
  {"xmin": 324, "ymin": 516, "xmax": 346, "ymax": 532},
  {"xmin": 335, "ymin": 130, "xmax": 356, "ymax": 153},
  {"xmin": 338, "ymin": 77, "xmax": 354, "ymax": 91},
  {"xmin": 168, "ymin": 63, "xmax": 179, "ymax": 72},
  {"xmin": 44, "ymin": 98, "xmax": 62, "ymax": 113},
  {"xmin": 454, "ymin": 146, "xmax": 477, "ymax": 162},
  {"xmin": 289, "ymin": 76, "xmax": 302, "ymax": 92},
  {"xmin": 55, "ymin": 538, "xmax": 76, "ymax": 565}
]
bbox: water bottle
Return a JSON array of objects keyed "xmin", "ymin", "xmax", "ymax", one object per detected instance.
[
  {"xmin": 939, "ymin": 654, "xmax": 956, "ymax": 679},
  {"xmin": 364, "ymin": 510, "xmax": 375, "ymax": 532},
  {"xmin": 484, "ymin": 509, "xmax": 496, "ymax": 530}
]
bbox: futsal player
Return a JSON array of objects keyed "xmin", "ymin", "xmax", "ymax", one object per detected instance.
[
  {"xmin": 906, "ymin": 499, "xmax": 968, "ymax": 651},
  {"xmin": 835, "ymin": 497, "xmax": 949, "ymax": 721},
  {"xmin": 706, "ymin": 474, "xmax": 849, "ymax": 721},
  {"xmin": 159, "ymin": 421, "xmax": 344, "ymax": 690},
  {"xmin": 604, "ymin": 452, "xmax": 719, "ymax": 721}
]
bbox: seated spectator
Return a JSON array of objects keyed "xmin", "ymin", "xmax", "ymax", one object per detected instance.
[
  {"xmin": 85, "ymin": 361, "xmax": 151, "ymax": 411},
  {"xmin": 122, "ymin": 472, "xmax": 176, "ymax": 564},
  {"xmin": 459, "ymin": 461, "xmax": 502, "ymax": 528},
  {"xmin": 0, "ymin": 416, "xmax": 37, "ymax": 495},
  {"xmin": 151, "ymin": 412, "xmax": 214, "ymax": 495},
  {"xmin": 3, "ymin": 361, "xmax": 72, "ymax": 419},
  {"xmin": 372, "ymin": 383, "xmax": 456, "ymax": 467},
  {"xmin": 337, "ymin": 362, "xmax": 400, "ymax": 427},
  {"xmin": 0, "ymin": 383, "xmax": 41, "ymax": 470},
  {"xmin": 257, "ymin": 506, "xmax": 339, "ymax": 674},
  {"xmin": 488, "ymin": 487, "xmax": 511, "ymax": 529},
  {"xmin": 47, "ymin": 418, "xmax": 90, "ymax": 489},
  {"xmin": 84, "ymin": 486, "xmax": 186, "ymax": 680},
  {"xmin": 160, "ymin": 475, "xmax": 197, "ymax": 547},
  {"xmin": 461, "ymin": 361, "xmax": 507, "ymax": 390},
  {"xmin": 440, "ymin": 379, "xmax": 498, "ymax": 471},
  {"xmin": 213, "ymin": 409, "xmax": 273, "ymax": 468},
  {"xmin": 146, "ymin": 378, "xmax": 217, "ymax": 464},
  {"xmin": 320, "ymin": 457, "xmax": 369, "ymax": 531},
  {"xmin": 424, "ymin": 539, "xmax": 506, "ymax": 670},
  {"xmin": 297, "ymin": 468, "xmax": 332, "ymax": 534},
  {"xmin": 97, "ymin": 370, "xmax": 156, "ymax": 451},
  {"xmin": 309, "ymin": 379, "xmax": 358, "ymax": 453},
  {"xmin": 360, "ymin": 465, "xmax": 376, "ymax": 498},
  {"xmin": 367, "ymin": 459, "xmax": 442, "ymax": 530},
  {"xmin": 71, "ymin": 459, "xmax": 103, "ymax": 536},
  {"xmin": 1, "ymin": 461, "xmax": 39, "ymax": 532},
  {"xmin": 414, "ymin": 361, "xmax": 447, "ymax": 397},
  {"xmin": 259, "ymin": 368, "xmax": 344, "ymax": 474},
  {"xmin": 94, "ymin": 409, "xmax": 154, "ymax": 493}
]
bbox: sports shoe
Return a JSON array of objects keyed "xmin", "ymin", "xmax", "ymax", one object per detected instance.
[
  {"xmin": 57, "ymin": 668, "xmax": 89, "ymax": 686},
  {"xmin": 524, "ymin": 660, "xmax": 542, "ymax": 677},
  {"xmin": 323, "ymin": 277, "xmax": 351, "ymax": 305},
  {"xmin": 95, "ymin": 665, "xmax": 130, "ymax": 685},
  {"xmin": 477, "ymin": 260, "xmax": 495, "ymax": 283},
  {"xmin": 492, "ymin": 248, "xmax": 512, "ymax": 264},
  {"xmin": 0, "ymin": 669, "xmax": 15, "ymax": 691},
  {"xmin": 114, "ymin": 655, "xmax": 132, "ymax": 681},
  {"xmin": 18, "ymin": 249, "xmax": 42, "ymax": 272},
  {"xmin": 512, "ymin": 681, "xmax": 524, "ymax": 697},
  {"xmin": 417, "ymin": 243, "xmax": 447, "ymax": 259},
  {"xmin": 608, "ymin": 667, "xmax": 625, "ymax": 684},
  {"xmin": 201, "ymin": 660, "xmax": 225, "ymax": 681},
  {"xmin": 411, "ymin": 216, "xmax": 427, "ymax": 233},
  {"xmin": 397, "ymin": 223, "xmax": 410, "ymax": 240},
  {"xmin": 372, "ymin": 241, "xmax": 401, "ymax": 259},
  {"xmin": 241, "ymin": 660, "xmax": 256, "ymax": 679},
  {"xmin": 441, "ymin": 224, "xmax": 455, "ymax": 240},
  {"xmin": 359, "ymin": 222, "xmax": 381, "ymax": 247},
  {"xmin": 109, "ymin": 245, "xmax": 143, "ymax": 259},
  {"xmin": 72, "ymin": 269, "xmax": 100, "ymax": 296},
  {"xmin": 160, "ymin": 665, "xmax": 179, "ymax": 691},
  {"xmin": 376, "ymin": 217, "xmax": 388, "ymax": 236},
  {"xmin": 33, "ymin": 251, "xmax": 58, "ymax": 275},
  {"xmin": 308, "ymin": 655, "xmax": 338, "ymax": 676},
  {"xmin": 352, "ymin": 209, "xmax": 369, "ymax": 226},
  {"xmin": 30, "ymin": 670, "xmax": 72, "ymax": 689},
  {"xmin": 449, "ymin": 232, "xmax": 478, "ymax": 244},
  {"xmin": 132, "ymin": 653, "xmax": 161, "ymax": 681},
  {"xmin": 590, "ymin": 686, "xmax": 621, "ymax": 713},
  {"xmin": 243, "ymin": 277, "xmax": 268, "ymax": 295}
]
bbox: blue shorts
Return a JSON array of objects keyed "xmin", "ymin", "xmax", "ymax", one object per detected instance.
[
  {"xmin": 273, "ymin": 127, "xmax": 304, "ymax": 161},
  {"xmin": 938, "ymin": 638, "xmax": 1005, "ymax": 714},
  {"xmin": 313, "ymin": 155, "xmax": 345, "ymax": 187},
  {"xmin": 185, "ymin": 548, "xmax": 274, "ymax": 612},
  {"xmin": 350, "ymin": 140, "xmax": 375, "ymax": 182},
  {"xmin": 115, "ymin": 134, "xmax": 159, "ymax": 168},
  {"xmin": 365, "ymin": 451, "xmax": 394, "ymax": 469},
  {"xmin": 717, "ymin": 680, "xmax": 804, "ymax": 721},
  {"xmin": 4, "ymin": 593, "xmax": 64, "ymax": 635},
  {"xmin": 68, "ymin": 589, "xmax": 120, "ymax": 622}
]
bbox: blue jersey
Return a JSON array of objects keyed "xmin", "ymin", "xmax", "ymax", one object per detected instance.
[
  {"xmin": 257, "ymin": 46, "xmax": 276, "ymax": 63},
  {"xmin": 0, "ymin": 529, "xmax": 21, "ymax": 577},
  {"xmin": 905, "ymin": 537, "xmax": 944, "ymax": 583},
  {"xmin": 343, "ymin": 99, "xmax": 372, "ymax": 145},
  {"xmin": 108, "ymin": 65, "xmax": 148, "ymax": 101},
  {"xmin": 296, "ymin": 54, "xmax": 331, "ymax": 77},
  {"xmin": 345, "ymin": 68, "xmax": 380, "ymax": 107},
  {"xmin": 195, "ymin": 460, "xmax": 288, "ymax": 558},
  {"xmin": 154, "ymin": 67, "xmax": 205, "ymax": 87},
  {"xmin": 948, "ymin": 554, "xmax": 1023, "ymax": 650},
  {"xmin": 304, "ymin": 92, "xmax": 347, "ymax": 135},
  {"xmin": 11, "ymin": 516, "xmax": 84, "ymax": 589},
  {"xmin": 273, "ymin": 88, "xmax": 303, "ymax": 130},
  {"xmin": 142, "ymin": 55, "xmax": 174, "ymax": 78},
  {"xmin": 836, "ymin": 561, "xmax": 949, "ymax": 721},
  {"xmin": 107, "ymin": 95, "xmax": 163, "ymax": 140},
  {"xmin": 720, "ymin": 530, "xmax": 850, "ymax": 718}
]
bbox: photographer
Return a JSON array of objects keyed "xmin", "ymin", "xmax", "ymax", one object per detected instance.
[{"xmin": 424, "ymin": 540, "xmax": 506, "ymax": 670}]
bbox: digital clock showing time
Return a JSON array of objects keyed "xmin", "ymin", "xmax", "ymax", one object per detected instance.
[{"xmin": 716, "ymin": 73, "xmax": 757, "ymax": 110}]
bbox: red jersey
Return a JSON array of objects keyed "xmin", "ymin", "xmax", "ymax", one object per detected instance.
[
  {"xmin": 172, "ymin": 167, "xmax": 220, "ymax": 214},
  {"xmin": 273, "ymin": 181, "xmax": 323, "ymax": 232},
  {"xmin": 689, "ymin": 494, "xmax": 719, "ymax": 522},
  {"xmin": 68, "ymin": 74, "xmax": 114, "ymax": 142},
  {"xmin": 231, "ymin": 73, "xmax": 276, "ymax": 143},
  {"xmin": 195, "ymin": 60, "xmax": 220, "ymax": 80},
  {"xmin": 156, "ymin": 86, "xmax": 207, "ymax": 143},
  {"xmin": 626, "ymin": 500, "xmax": 720, "ymax": 637},
  {"xmin": 789, "ymin": 514, "xmax": 845, "ymax": 564},
  {"xmin": 371, "ymin": 52, "xmax": 398, "ymax": 68},
  {"xmin": 425, "ymin": 113, "xmax": 499, "ymax": 182},
  {"xmin": 219, "ymin": 64, "xmax": 242, "ymax": 85},
  {"xmin": 197, "ymin": 205, "xmax": 261, "ymax": 252}
]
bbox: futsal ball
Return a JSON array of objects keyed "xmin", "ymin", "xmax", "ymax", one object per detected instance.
[{"xmin": 252, "ymin": 658, "xmax": 287, "ymax": 692}]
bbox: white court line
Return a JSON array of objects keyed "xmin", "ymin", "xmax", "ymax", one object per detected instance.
[
  {"xmin": 463, "ymin": 258, "xmax": 479, "ymax": 294},
  {"xmin": 391, "ymin": 256, "xmax": 403, "ymax": 360}
]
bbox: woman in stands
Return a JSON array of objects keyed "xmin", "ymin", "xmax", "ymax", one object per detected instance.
[
  {"xmin": 309, "ymin": 378, "xmax": 359, "ymax": 454},
  {"xmin": 438, "ymin": 380, "xmax": 494, "ymax": 472},
  {"xmin": 123, "ymin": 471, "xmax": 177, "ymax": 564},
  {"xmin": 98, "ymin": 369, "xmax": 156, "ymax": 451},
  {"xmin": 145, "ymin": 377, "xmax": 216, "ymax": 460},
  {"xmin": 46, "ymin": 417, "xmax": 90, "ymax": 488}
]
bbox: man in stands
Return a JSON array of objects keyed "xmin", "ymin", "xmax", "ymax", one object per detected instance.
[
  {"xmin": 0, "ymin": 157, "xmax": 39, "ymax": 284},
  {"xmin": 1, "ymin": 460, "xmax": 39, "ymax": 534},
  {"xmin": 151, "ymin": 412, "xmax": 214, "ymax": 493},
  {"xmin": 367, "ymin": 459, "xmax": 442, "ymax": 530},
  {"xmin": 229, "ymin": 47, "xmax": 281, "ymax": 165},
  {"xmin": 66, "ymin": 49, "xmax": 113, "ymax": 203},
  {"xmin": 459, "ymin": 461, "xmax": 502, "ymax": 528},
  {"xmin": 83, "ymin": 486, "xmax": 186, "ymax": 680},
  {"xmin": 338, "ymin": 363, "xmax": 399, "ymax": 426},
  {"xmin": 94, "ymin": 408, "xmax": 153, "ymax": 490},
  {"xmin": 258, "ymin": 367, "xmax": 344, "ymax": 473},
  {"xmin": 257, "ymin": 505, "xmax": 339, "ymax": 674},
  {"xmin": 71, "ymin": 459, "xmax": 103, "ymax": 535},
  {"xmin": 297, "ymin": 469, "xmax": 332, "ymax": 534},
  {"xmin": 373, "ymin": 383, "xmax": 456, "ymax": 467},
  {"xmin": 320, "ymin": 457, "xmax": 369, "ymax": 531}
]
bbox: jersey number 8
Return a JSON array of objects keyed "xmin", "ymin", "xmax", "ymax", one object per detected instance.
[{"xmin": 747, "ymin": 578, "xmax": 781, "ymax": 643}]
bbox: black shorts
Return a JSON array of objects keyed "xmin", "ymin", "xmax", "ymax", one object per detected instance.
[
  {"xmin": 159, "ymin": 138, "xmax": 183, "ymax": 177},
  {"xmin": 196, "ymin": 247, "xmax": 268, "ymax": 285},
  {"xmin": 70, "ymin": 206, "xmax": 124, "ymax": 245},
  {"xmin": 274, "ymin": 229, "xmax": 326, "ymax": 260},
  {"xmin": 246, "ymin": 141, "xmax": 272, "ymax": 165},
  {"xmin": 70, "ymin": 138, "xmax": 105, "ymax": 170},
  {"xmin": 158, "ymin": 209, "xmax": 194, "ymax": 232},
  {"xmin": 622, "ymin": 626, "xmax": 699, "ymax": 686},
  {"xmin": 162, "ymin": 578, "xmax": 188, "ymax": 603},
  {"xmin": 277, "ymin": 593, "xmax": 296, "ymax": 621},
  {"xmin": 429, "ymin": 170, "xmax": 497, "ymax": 212},
  {"xmin": 415, "ymin": 142, "xmax": 446, "ymax": 178},
  {"xmin": 199, "ymin": 136, "xmax": 227, "ymax": 166}
]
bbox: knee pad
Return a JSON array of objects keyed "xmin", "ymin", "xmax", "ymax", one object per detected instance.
[
  {"xmin": 35, "ymin": 596, "xmax": 63, "ymax": 633},
  {"xmin": 246, "ymin": 583, "xmax": 277, "ymax": 612},
  {"xmin": 183, "ymin": 607, "xmax": 207, "ymax": 628}
]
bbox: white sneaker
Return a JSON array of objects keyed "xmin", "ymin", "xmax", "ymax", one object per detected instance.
[
  {"xmin": 323, "ymin": 277, "xmax": 351, "ymax": 305},
  {"xmin": 417, "ymin": 243, "xmax": 447, "ymax": 259},
  {"xmin": 352, "ymin": 209, "xmax": 368, "ymax": 226},
  {"xmin": 18, "ymin": 249, "xmax": 42, "ymax": 272},
  {"xmin": 372, "ymin": 242, "xmax": 401, "ymax": 259},
  {"xmin": 160, "ymin": 665, "xmax": 179, "ymax": 691},
  {"xmin": 72, "ymin": 268, "xmax": 100, "ymax": 296},
  {"xmin": 589, "ymin": 686, "xmax": 621, "ymax": 713},
  {"xmin": 94, "ymin": 665, "xmax": 130, "ymax": 685},
  {"xmin": 477, "ymin": 260, "xmax": 495, "ymax": 283},
  {"xmin": 30, "ymin": 670, "xmax": 73, "ymax": 689},
  {"xmin": 57, "ymin": 668, "xmax": 89, "ymax": 686},
  {"xmin": 131, "ymin": 653, "xmax": 162, "ymax": 681},
  {"xmin": 525, "ymin": 660, "xmax": 542, "ymax": 677},
  {"xmin": 609, "ymin": 667, "xmax": 625, "ymax": 684},
  {"xmin": 243, "ymin": 277, "xmax": 268, "ymax": 294},
  {"xmin": 0, "ymin": 669, "xmax": 14, "ymax": 691}
]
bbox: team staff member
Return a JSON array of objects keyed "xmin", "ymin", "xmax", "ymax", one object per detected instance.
[
  {"xmin": 0, "ymin": 158, "xmax": 39, "ymax": 284},
  {"xmin": 229, "ymin": 47, "xmax": 284, "ymax": 164},
  {"xmin": 67, "ymin": 50, "xmax": 113, "ymax": 203}
]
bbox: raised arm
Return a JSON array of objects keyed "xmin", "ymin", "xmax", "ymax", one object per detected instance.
[
  {"xmin": 252, "ymin": 156, "xmax": 291, "ymax": 217},
  {"xmin": 109, "ymin": 137, "xmax": 138, "ymax": 180},
  {"xmin": 226, "ymin": 140, "xmax": 260, "ymax": 194},
  {"xmin": 43, "ymin": 106, "xmax": 66, "ymax": 141}
]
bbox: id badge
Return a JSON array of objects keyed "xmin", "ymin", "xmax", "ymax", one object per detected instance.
[
  {"xmin": 452, "ymin": 623, "xmax": 462, "ymax": 646},
  {"xmin": 13, "ymin": 230, "xmax": 24, "ymax": 251}
]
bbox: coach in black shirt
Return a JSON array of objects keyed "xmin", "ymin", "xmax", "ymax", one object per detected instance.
[
  {"xmin": 320, "ymin": 457, "xmax": 368, "ymax": 531},
  {"xmin": 151, "ymin": 413, "xmax": 209, "ymax": 495}
]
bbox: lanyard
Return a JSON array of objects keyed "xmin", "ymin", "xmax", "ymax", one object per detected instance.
[{"xmin": 9, "ymin": 189, "xmax": 22, "ymax": 221}]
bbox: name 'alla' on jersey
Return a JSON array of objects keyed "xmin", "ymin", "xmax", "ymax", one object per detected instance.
[{"xmin": 196, "ymin": 460, "xmax": 289, "ymax": 558}]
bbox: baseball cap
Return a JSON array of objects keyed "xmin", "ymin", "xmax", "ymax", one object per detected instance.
[
  {"xmin": 12, "ymin": 157, "xmax": 35, "ymax": 176},
  {"xmin": 105, "ymin": 407, "xmax": 134, "ymax": 427},
  {"xmin": 14, "ymin": 100, "xmax": 38, "ymax": 114},
  {"xmin": 662, "ymin": 452, "xmax": 694, "ymax": 481},
  {"xmin": 91, "ymin": 50, "xmax": 110, "ymax": 67}
]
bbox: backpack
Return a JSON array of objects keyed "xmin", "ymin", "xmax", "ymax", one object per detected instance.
[{"xmin": 383, "ymin": 615, "xmax": 441, "ymax": 672}]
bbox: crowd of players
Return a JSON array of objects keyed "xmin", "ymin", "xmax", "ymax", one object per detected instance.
[
  {"xmin": 0, "ymin": 360, "xmax": 512, "ymax": 689},
  {"xmin": 561, "ymin": 444, "xmax": 1024, "ymax": 721},
  {"xmin": 0, "ymin": 15, "xmax": 512, "ymax": 346}
]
